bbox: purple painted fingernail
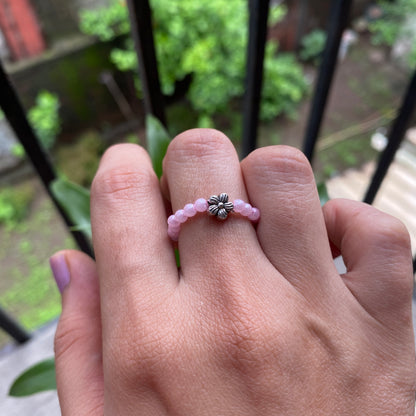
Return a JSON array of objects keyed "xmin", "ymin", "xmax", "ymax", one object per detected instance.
[{"xmin": 50, "ymin": 254, "xmax": 70, "ymax": 294}]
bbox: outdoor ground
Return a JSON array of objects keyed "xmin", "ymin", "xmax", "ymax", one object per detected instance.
[
  {"xmin": 0, "ymin": 179, "xmax": 74, "ymax": 348},
  {"xmin": 258, "ymin": 37, "xmax": 411, "ymax": 182},
  {"xmin": 0, "ymin": 37, "xmax": 413, "ymax": 350}
]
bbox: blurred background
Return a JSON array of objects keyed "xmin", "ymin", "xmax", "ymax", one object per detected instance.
[{"xmin": 0, "ymin": 0, "xmax": 415, "ymax": 351}]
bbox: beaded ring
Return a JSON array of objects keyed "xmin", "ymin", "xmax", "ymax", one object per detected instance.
[{"xmin": 167, "ymin": 193, "xmax": 260, "ymax": 241}]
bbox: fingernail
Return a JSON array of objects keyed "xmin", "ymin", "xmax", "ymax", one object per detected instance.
[{"xmin": 50, "ymin": 254, "xmax": 70, "ymax": 294}]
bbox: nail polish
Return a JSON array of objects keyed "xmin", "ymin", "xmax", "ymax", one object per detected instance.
[{"xmin": 50, "ymin": 254, "xmax": 70, "ymax": 293}]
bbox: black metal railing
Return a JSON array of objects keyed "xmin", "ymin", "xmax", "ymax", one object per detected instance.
[
  {"xmin": 301, "ymin": 0, "xmax": 354, "ymax": 163},
  {"xmin": 241, "ymin": 0, "xmax": 271, "ymax": 157},
  {"xmin": 0, "ymin": 64, "xmax": 93, "ymax": 258},
  {"xmin": 0, "ymin": 0, "xmax": 415, "ymax": 345}
]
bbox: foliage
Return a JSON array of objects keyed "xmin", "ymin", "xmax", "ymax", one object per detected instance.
[
  {"xmin": 9, "ymin": 359, "xmax": 56, "ymax": 397},
  {"xmin": 13, "ymin": 91, "xmax": 61, "ymax": 157},
  {"xmin": 79, "ymin": 0, "xmax": 307, "ymax": 122},
  {"xmin": 0, "ymin": 191, "xmax": 72, "ymax": 351},
  {"xmin": 410, "ymin": 45, "xmax": 416, "ymax": 68},
  {"xmin": 261, "ymin": 46, "xmax": 308, "ymax": 120},
  {"xmin": 28, "ymin": 91, "xmax": 61, "ymax": 149},
  {"xmin": 50, "ymin": 115, "xmax": 170, "ymax": 243},
  {"xmin": 146, "ymin": 115, "xmax": 171, "ymax": 178},
  {"xmin": 0, "ymin": 185, "xmax": 34, "ymax": 229},
  {"xmin": 56, "ymin": 130, "xmax": 104, "ymax": 187},
  {"xmin": 51, "ymin": 179, "xmax": 92, "ymax": 238},
  {"xmin": 11, "ymin": 143, "xmax": 26, "ymax": 158},
  {"xmin": 79, "ymin": 0, "xmax": 130, "ymax": 41},
  {"xmin": 317, "ymin": 133, "xmax": 378, "ymax": 182},
  {"xmin": 369, "ymin": 0, "xmax": 416, "ymax": 46},
  {"xmin": 0, "ymin": 249, "xmax": 61, "ymax": 332},
  {"xmin": 299, "ymin": 29, "xmax": 327, "ymax": 64},
  {"xmin": 369, "ymin": 0, "xmax": 416, "ymax": 69},
  {"xmin": 317, "ymin": 182, "xmax": 329, "ymax": 206}
]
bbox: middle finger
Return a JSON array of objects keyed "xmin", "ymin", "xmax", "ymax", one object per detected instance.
[{"xmin": 163, "ymin": 129, "xmax": 265, "ymax": 286}]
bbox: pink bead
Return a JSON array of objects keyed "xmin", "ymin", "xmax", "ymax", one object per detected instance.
[
  {"xmin": 248, "ymin": 207, "xmax": 260, "ymax": 221},
  {"xmin": 167, "ymin": 227, "xmax": 179, "ymax": 241},
  {"xmin": 233, "ymin": 199, "xmax": 245, "ymax": 213},
  {"xmin": 240, "ymin": 203, "xmax": 252, "ymax": 216},
  {"xmin": 175, "ymin": 209, "xmax": 187, "ymax": 223},
  {"xmin": 184, "ymin": 203, "xmax": 197, "ymax": 217},
  {"xmin": 194, "ymin": 198, "xmax": 208, "ymax": 212},
  {"xmin": 168, "ymin": 222, "xmax": 181, "ymax": 231},
  {"xmin": 167, "ymin": 214, "xmax": 180, "ymax": 226}
]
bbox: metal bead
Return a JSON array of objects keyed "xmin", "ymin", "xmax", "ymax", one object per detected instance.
[
  {"xmin": 208, "ymin": 204, "xmax": 219, "ymax": 216},
  {"xmin": 218, "ymin": 193, "xmax": 229, "ymax": 203},
  {"xmin": 217, "ymin": 208, "xmax": 228, "ymax": 219},
  {"xmin": 208, "ymin": 193, "xmax": 234, "ymax": 220},
  {"xmin": 224, "ymin": 202, "xmax": 234, "ymax": 211},
  {"xmin": 209, "ymin": 195, "xmax": 219, "ymax": 205}
]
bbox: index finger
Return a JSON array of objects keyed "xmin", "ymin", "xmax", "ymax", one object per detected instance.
[{"xmin": 91, "ymin": 144, "xmax": 177, "ymax": 328}]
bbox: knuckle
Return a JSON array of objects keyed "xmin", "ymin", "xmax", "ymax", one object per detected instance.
[
  {"xmin": 105, "ymin": 331, "xmax": 149, "ymax": 381},
  {"xmin": 92, "ymin": 164, "xmax": 156, "ymax": 204},
  {"xmin": 367, "ymin": 211, "xmax": 411, "ymax": 252},
  {"xmin": 357, "ymin": 209, "xmax": 414, "ymax": 298},
  {"xmin": 213, "ymin": 300, "xmax": 278, "ymax": 374},
  {"xmin": 166, "ymin": 128, "xmax": 234, "ymax": 163},
  {"xmin": 105, "ymin": 307, "xmax": 176, "ymax": 382},
  {"xmin": 54, "ymin": 315, "xmax": 87, "ymax": 362},
  {"xmin": 246, "ymin": 145, "xmax": 314, "ymax": 187},
  {"xmin": 383, "ymin": 218, "xmax": 411, "ymax": 250}
]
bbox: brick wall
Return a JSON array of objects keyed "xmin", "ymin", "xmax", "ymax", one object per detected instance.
[{"xmin": 0, "ymin": 0, "xmax": 45, "ymax": 61}]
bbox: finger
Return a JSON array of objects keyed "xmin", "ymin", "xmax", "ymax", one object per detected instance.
[
  {"xmin": 323, "ymin": 199, "xmax": 413, "ymax": 326},
  {"xmin": 91, "ymin": 144, "xmax": 177, "ymax": 326},
  {"xmin": 52, "ymin": 250, "xmax": 103, "ymax": 415},
  {"xmin": 163, "ymin": 129, "xmax": 266, "ymax": 285},
  {"xmin": 241, "ymin": 146, "xmax": 336, "ymax": 290}
]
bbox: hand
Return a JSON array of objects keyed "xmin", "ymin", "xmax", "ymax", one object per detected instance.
[{"xmin": 51, "ymin": 129, "xmax": 415, "ymax": 415}]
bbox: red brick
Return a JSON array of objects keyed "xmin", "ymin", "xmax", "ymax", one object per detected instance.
[{"xmin": 0, "ymin": 0, "xmax": 45, "ymax": 61}]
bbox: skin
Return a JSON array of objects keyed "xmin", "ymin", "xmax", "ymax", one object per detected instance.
[{"xmin": 53, "ymin": 129, "xmax": 416, "ymax": 415}]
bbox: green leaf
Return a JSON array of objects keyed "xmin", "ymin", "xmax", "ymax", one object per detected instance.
[
  {"xmin": 174, "ymin": 247, "xmax": 181, "ymax": 268},
  {"xmin": 317, "ymin": 182, "xmax": 330, "ymax": 206},
  {"xmin": 11, "ymin": 143, "xmax": 25, "ymax": 158},
  {"xmin": 50, "ymin": 178, "xmax": 91, "ymax": 238},
  {"xmin": 146, "ymin": 115, "xmax": 171, "ymax": 178},
  {"xmin": 9, "ymin": 358, "xmax": 56, "ymax": 397}
]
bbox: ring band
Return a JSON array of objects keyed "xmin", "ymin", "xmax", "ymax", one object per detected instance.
[{"xmin": 167, "ymin": 193, "xmax": 260, "ymax": 241}]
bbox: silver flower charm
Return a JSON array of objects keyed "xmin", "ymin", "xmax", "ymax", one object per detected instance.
[{"xmin": 207, "ymin": 193, "xmax": 234, "ymax": 220}]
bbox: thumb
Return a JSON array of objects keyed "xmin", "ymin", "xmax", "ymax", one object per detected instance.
[
  {"xmin": 51, "ymin": 250, "xmax": 103, "ymax": 415},
  {"xmin": 323, "ymin": 199, "xmax": 413, "ymax": 328}
]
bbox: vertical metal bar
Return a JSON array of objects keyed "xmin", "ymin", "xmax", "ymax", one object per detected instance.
[
  {"xmin": 0, "ymin": 306, "xmax": 31, "ymax": 344},
  {"xmin": 295, "ymin": 0, "xmax": 309, "ymax": 48},
  {"xmin": 125, "ymin": 0, "xmax": 166, "ymax": 126},
  {"xmin": 364, "ymin": 69, "xmax": 416, "ymax": 204},
  {"xmin": 241, "ymin": 0, "xmax": 270, "ymax": 158},
  {"xmin": 302, "ymin": 0, "xmax": 354, "ymax": 163},
  {"xmin": 413, "ymin": 255, "xmax": 416, "ymax": 275},
  {"xmin": 0, "ymin": 63, "xmax": 93, "ymax": 257}
]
